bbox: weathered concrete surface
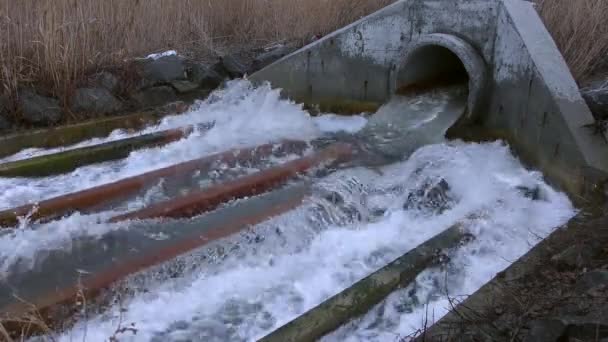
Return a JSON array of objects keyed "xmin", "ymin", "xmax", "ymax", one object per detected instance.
[{"xmin": 250, "ymin": 0, "xmax": 608, "ymax": 201}]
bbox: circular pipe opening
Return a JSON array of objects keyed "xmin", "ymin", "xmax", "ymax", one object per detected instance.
[
  {"xmin": 394, "ymin": 34, "xmax": 488, "ymax": 121},
  {"xmin": 396, "ymin": 45, "xmax": 469, "ymax": 94}
]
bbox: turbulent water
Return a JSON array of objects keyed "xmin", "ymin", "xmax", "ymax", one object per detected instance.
[{"xmin": 0, "ymin": 80, "xmax": 575, "ymax": 341}]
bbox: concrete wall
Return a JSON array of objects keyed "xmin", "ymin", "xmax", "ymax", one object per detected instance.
[
  {"xmin": 250, "ymin": 0, "xmax": 608, "ymax": 201},
  {"xmin": 250, "ymin": 0, "xmax": 498, "ymax": 112},
  {"xmin": 483, "ymin": 0, "xmax": 608, "ymax": 199}
]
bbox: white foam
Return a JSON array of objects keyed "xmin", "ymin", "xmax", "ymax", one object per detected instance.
[
  {"xmin": 0, "ymin": 80, "xmax": 322, "ymax": 276},
  {"xmin": 313, "ymin": 114, "xmax": 368, "ymax": 134},
  {"xmin": 55, "ymin": 141, "xmax": 575, "ymax": 342},
  {"xmin": 0, "ymin": 80, "xmax": 371, "ymax": 279},
  {"xmin": 146, "ymin": 50, "xmax": 178, "ymax": 60},
  {"xmin": 0, "ymin": 80, "xmax": 320, "ymax": 210}
]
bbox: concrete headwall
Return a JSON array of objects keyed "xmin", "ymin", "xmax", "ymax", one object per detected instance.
[
  {"xmin": 251, "ymin": 0, "xmax": 498, "ymax": 112},
  {"xmin": 250, "ymin": 0, "xmax": 608, "ymax": 201}
]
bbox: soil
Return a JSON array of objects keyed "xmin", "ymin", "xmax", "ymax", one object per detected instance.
[{"xmin": 420, "ymin": 206, "xmax": 608, "ymax": 342}]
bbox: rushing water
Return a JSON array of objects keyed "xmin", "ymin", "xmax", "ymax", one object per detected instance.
[{"xmin": 0, "ymin": 80, "xmax": 575, "ymax": 341}]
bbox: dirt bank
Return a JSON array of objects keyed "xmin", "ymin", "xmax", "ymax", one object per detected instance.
[{"xmin": 421, "ymin": 206, "xmax": 608, "ymax": 342}]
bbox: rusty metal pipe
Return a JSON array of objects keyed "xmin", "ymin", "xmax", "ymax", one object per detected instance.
[
  {"xmin": 0, "ymin": 140, "xmax": 309, "ymax": 227},
  {"xmin": 0, "ymin": 144, "xmax": 353, "ymax": 337},
  {"xmin": 109, "ymin": 143, "xmax": 354, "ymax": 223},
  {"xmin": 0, "ymin": 185, "xmax": 309, "ymax": 338}
]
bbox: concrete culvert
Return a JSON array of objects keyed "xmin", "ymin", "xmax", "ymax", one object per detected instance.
[{"xmin": 395, "ymin": 33, "xmax": 488, "ymax": 121}]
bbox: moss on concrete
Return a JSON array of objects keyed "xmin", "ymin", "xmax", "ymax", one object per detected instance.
[
  {"xmin": 0, "ymin": 110, "xmax": 172, "ymax": 159},
  {"xmin": 260, "ymin": 224, "xmax": 467, "ymax": 342},
  {"xmin": 0, "ymin": 128, "xmax": 190, "ymax": 178}
]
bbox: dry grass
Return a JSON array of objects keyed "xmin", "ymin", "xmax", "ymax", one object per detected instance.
[
  {"xmin": 0, "ymin": 0, "xmax": 391, "ymax": 105},
  {"xmin": 0, "ymin": 0, "xmax": 606, "ymax": 114},
  {"xmin": 536, "ymin": 0, "xmax": 608, "ymax": 83}
]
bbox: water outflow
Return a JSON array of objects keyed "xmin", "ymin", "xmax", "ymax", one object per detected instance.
[
  {"xmin": 314, "ymin": 84, "xmax": 468, "ymax": 168},
  {"xmin": 0, "ymin": 80, "xmax": 573, "ymax": 342},
  {"xmin": 359, "ymin": 84, "xmax": 467, "ymax": 161}
]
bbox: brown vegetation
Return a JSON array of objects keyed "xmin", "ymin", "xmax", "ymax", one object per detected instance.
[
  {"xmin": 0, "ymin": 0, "xmax": 606, "ymax": 113},
  {"xmin": 536, "ymin": 0, "xmax": 608, "ymax": 83},
  {"xmin": 0, "ymin": 0, "xmax": 390, "ymax": 105}
]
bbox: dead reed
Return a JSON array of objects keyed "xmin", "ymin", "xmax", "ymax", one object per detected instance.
[
  {"xmin": 0, "ymin": 0, "xmax": 390, "ymax": 104},
  {"xmin": 0, "ymin": 0, "xmax": 605, "ymax": 111},
  {"xmin": 536, "ymin": 0, "xmax": 608, "ymax": 83}
]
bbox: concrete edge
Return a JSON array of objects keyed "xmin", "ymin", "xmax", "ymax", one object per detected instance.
[
  {"xmin": 416, "ymin": 211, "xmax": 597, "ymax": 341},
  {"xmin": 502, "ymin": 0, "xmax": 608, "ymax": 175},
  {"xmin": 250, "ymin": 0, "xmax": 408, "ymax": 83}
]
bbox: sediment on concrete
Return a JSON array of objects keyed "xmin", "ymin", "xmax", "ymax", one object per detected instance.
[
  {"xmin": 0, "ymin": 106, "xmax": 187, "ymax": 159},
  {"xmin": 0, "ymin": 184, "xmax": 309, "ymax": 339},
  {"xmin": 109, "ymin": 143, "xmax": 353, "ymax": 222},
  {"xmin": 0, "ymin": 140, "xmax": 309, "ymax": 227},
  {"xmin": 0, "ymin": 126, "xmax": 194, "ymax": 178},
  {"xmin": 259, "ymin": 224, "xmax": 469, "ymax": 342}
]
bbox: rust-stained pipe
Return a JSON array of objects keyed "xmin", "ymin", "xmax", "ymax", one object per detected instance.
[
  {"xmin": 0, "ymin": 144, "xmax": 352, "ymax": 337},
  {"xmin": 0, "ymin": 140, "xmax": 309, "ymax": 227},
  {"xmin": 109, "ymin": 143, "xmax": 354, "ymax": 223},
  {"xmin": 0, "ymin": 187, "xmax": 309, "ymax": 337}
]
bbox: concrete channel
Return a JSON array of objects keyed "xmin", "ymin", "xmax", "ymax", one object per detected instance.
[
  {"xmin": 0, "ymin": 0, "xmax": 604, "ymax": 340},
  {"xmin": 244, "ymin": 0, "xmax": 608, "ymax": 340}
]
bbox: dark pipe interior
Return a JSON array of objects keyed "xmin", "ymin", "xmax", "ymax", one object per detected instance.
[{"xmin": 396, "ymin": 45, "xmax": 469, "ymax": 95}]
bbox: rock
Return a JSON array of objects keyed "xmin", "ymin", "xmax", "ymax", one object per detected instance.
[
  {"xmin": 170, "ymin": 80, "xmax": 199, "ymax": 94},
  {"xmin": 89, "ymin": 71, "xmax": 119, "ymax": 92},
  {"xmin": 404, "ymin": 178, "xmax": 454, "ymax": 215},
  {"xmin": 159, "ymin": 101, "xmax": 190, "ymax": 114},
  {"xmin": 562, "ymin": 315, "xmax": 608, "ymax": 341},
  {"xmin": 0, "ymin": 115, "xmax": 10, "ymax": 132},
  {"xmin": 0, "ymin": 95, "xmax": 11, "ymax": 131},
  {"xmin": 187, "ymin": 63, "xmax": 224, "ymax": 89},
  {"xmin": 575, "ymin": 269, "xmax": 608, "ymax": 293},
  {"xmin": 516, "ymin": 185, "xmax": 543, "ymax": 200},
  {"xmin": 70, "ymin": 87, "xmax": 123, "ymax": 115},
  {"xmin": 219, "ymin": 55, "xmax": 248, "ymax": 78},
  {"xmin": 551, "ymin": 245, "xmax": 593, "ymax": 269},
  {"xmin": 132, "ymin": 86, "xmax": 177, "ymax": 109},
  {"xmin": 524, "ymin": 319, "xmax": 567, "ymax": 342},
  {"xmin": 142, "ymin": 55, "xmax": 187, "ymax": 84},
  {"xmin": 251, "ymin": 44, "xmax": 295, "ymax": 71},
  {"xmin": 19, "ymin": 90, "xmax": 63, "ymax": 125},
  {"xmin": 582, "ymin": 80, "xmax": 608, "ymax": 120}
]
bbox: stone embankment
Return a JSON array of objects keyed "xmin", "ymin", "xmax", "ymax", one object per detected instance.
[{"xmin": 0, "ymin": 43, "xmax": 297, "ymax": 133}]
